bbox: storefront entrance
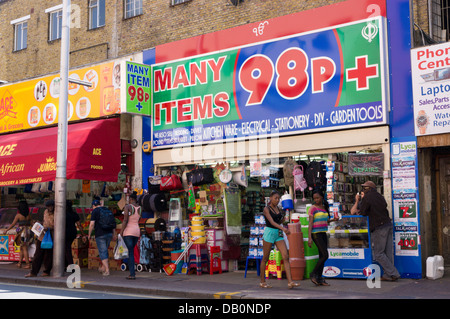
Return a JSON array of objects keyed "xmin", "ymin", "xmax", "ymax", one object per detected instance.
[{"xmin": 438, "ymin": 156, "xmax": 450, "ymax": 266}]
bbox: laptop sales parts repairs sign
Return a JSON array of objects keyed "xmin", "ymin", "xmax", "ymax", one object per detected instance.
[
  {"xmin": 152, "ymin": 17, "xmax": 388, "ymax": 149},
  {"xmin": 411, "ymin": 42, "xmax": 450, "ymax": 136}
]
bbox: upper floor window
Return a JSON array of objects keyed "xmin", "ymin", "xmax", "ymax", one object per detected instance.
[
  {"xmin": 430, "ymin": 0, "xmax": 450, "ymax": 42},
  {"xmin": 124, "ymin": 0, "xmax": 143, "ymax": 19},
  {"xmin": 89, "ymin": 0, "xmax": 106, "ymax": 29},
  {"xmin": 171, "ymin": 0, "xmax": 192, "ymax": 5},
  {"xmin": 11, "ymin": 15, "xmax": 30, "ymax": 51},
  {"xmin": 45, "ymin": 5, "xmax": 63, "ymax": 41}
]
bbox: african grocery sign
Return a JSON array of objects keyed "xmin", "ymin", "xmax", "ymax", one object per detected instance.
[
  {"xmin": 0, "ymin": 60, "xmax": 124, "ymax": 134},
  {"xmin": 152, "ymin": 17, "xmax": 388, "ymax": 149}
]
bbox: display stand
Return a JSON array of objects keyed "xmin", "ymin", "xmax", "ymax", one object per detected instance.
[{"xmin": 323, "ymin": 215, "xmax": 372, "ymax": 279}]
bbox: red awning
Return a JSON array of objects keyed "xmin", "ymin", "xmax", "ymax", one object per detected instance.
[{"xmin": 0, "ymin": 118, "xmax": 121, "ymax": 186}]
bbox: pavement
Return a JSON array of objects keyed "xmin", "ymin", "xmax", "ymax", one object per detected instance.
[{"xmin": 1, "ymin": 262, "xmax": 450, "ymax": 299}]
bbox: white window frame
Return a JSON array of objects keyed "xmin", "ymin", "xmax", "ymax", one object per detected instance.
[
  {"xmin": 124, "ymin": 0, "xmax": 143, "ymax": 19},
  {"xmin": 429, "ymin": 0, "xmax": 450, "ymax": 42},
  {"xmin": 11, "ymin": 15, "xmax": 30, "ymax": 51},
  {"xmin": 171, "ymin": 0, "xmax": 192, "ymax": 5},
  {"xmin": 45, "ymin": 5, "xmax": 63, "ymax": 41},
  {"xmin": 89, "ymin": 0, "xmax": 106, "ymax": 30}
]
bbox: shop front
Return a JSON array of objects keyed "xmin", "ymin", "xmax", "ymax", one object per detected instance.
[
  {"xmin": 142, "ymin": 0, "xmax": 400, "ymax": 277},
  {"xmin": 0, "ymin": 56, "xmax": 142, "ymax": 262},
  {"xmin": 411, "ymin": 42, "xmax": 450, "ymax": 270}
]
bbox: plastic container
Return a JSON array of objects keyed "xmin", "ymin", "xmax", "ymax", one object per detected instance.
[
  {"xmin": 191, "ymin": 231, "xmax": 205, "ymax": 237},
  {"xmin": 291, "ymin": 213, "xmax": 301, "ymax": 224},
  {"xmin": 281, "ymin": 193, "xmax": 294, "ymax": 210},
  {"xmin": 426, "ymin": 255, "xmax": 444, "ymax": 280}
]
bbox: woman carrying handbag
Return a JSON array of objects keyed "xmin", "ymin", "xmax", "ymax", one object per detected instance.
[{"xmin": 25, "ymin": 200, "xmax": 55, "ymax": 278}]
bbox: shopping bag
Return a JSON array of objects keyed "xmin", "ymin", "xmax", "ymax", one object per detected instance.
[
  {"xmin": 40, "ymin": 230, "xmax": 53, "ymax": 249},
  {"xmin": 114, "ymin": 235, "xmax": 129, "ymax": 260}
]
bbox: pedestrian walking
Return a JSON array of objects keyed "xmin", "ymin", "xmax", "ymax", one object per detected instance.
[
  {"xmin": 308, "ymin": 189, "xmax": 336, "ymax": 286},
  {"xmin": 65, "ymin": 200, "xmax": 86, "ymax": 268},
  {"xmin": 2, "ymin": 200, "xmax": 32, "ymax": 269},
  {"xmin": 120, "ymin": 192, "xmax": 142, "ymax": 280},
  {"xmin": 259, "ymin": 190, "xmax": 300, "ymax": 289},
  {"xmin": 359, "ymin": 180, "xmax": 400, "ymax": 281},
  {"xmin": 25, "ymin": 200, "xmax": 55, "ymax": 277},
  {"xmin": 89, "ymin": 200, "xmax": 116, "ymax": 276}
]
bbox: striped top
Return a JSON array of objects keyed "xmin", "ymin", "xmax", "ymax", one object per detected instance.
[{"xmin": 309, "ymin": 206, "xmax": 329, "ymax": 233}]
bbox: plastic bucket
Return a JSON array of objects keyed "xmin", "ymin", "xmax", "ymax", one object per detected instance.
[{"xmin": 281, "ymin": 194, "xmax": 294, "ymax": 210}]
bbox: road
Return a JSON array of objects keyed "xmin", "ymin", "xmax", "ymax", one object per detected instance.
[{"xmin": 0, "ymin": 282, "xmax": 172, "ymax": 299}]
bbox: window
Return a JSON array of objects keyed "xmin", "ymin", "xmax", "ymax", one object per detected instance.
[
  {"xmin": 171, "ymin": 0, "xmax": 192, "ymax": 5},
  {"xmin": 14, "ymin": 22, "xmax": 27, "ymax": 51},
  {"xmin": 11, "ymin": 15, "xmax": 30, "ymax": 51},
  {"xmin": 89, "ymin": 0, "xmax": 105, "ymax": 29},
  {"xmin": 124, "ymin": 0, "xmax": 143, "ymax": 19},
  {"xmin": 49, "ymin": 9, "xmax": 62, "ymax": 41},
  {"xmin": 430, "ymin": 0, "xmax": 450, "ymax": 42}
]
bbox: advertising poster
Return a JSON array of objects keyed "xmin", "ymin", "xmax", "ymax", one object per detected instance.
[
  {"xmin": 410, "ymin": 42, "xmax": 450, "ymax": 136},
  {"xmin": 152, "ymin": 17, "xmax": 388, "ymax": 149},
  {"xmin": 0, "ymin": 61, "xmax": 122, "ymax": 134},
  {"xmin": 348, "ymin": 153, "xmax": 384, "ymax": 176},
  {"xmin": 121, "ymin": 61, "xmax": 151, "ymax": 116},
  {"xmin": 0, "ymin": 235, "xmax": 20, "ymax": 261},
  {"xmin": 391, "ymin": 141, "xmax": 420, "ymax": 257}
]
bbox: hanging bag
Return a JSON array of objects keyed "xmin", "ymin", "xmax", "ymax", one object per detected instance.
[
  {"xmin": 40, "ymin": 230, "xmax": 53, "ymax": 249},
  {"xmin": 160, "ymin": 174, "xmax": 182, "ymax": 191},
  {"xmin": 114, "ymin": 234, "xmax": 129, "ymax": 260},
  {"xmin": 293, "ymin": 165, "xmax": 308, "ymax": 202}
]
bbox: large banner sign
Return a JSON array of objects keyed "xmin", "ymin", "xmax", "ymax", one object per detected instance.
[
  {"xmin": 0, "ymin": 60, "xmax": 125, "ymax": 134},
  {"xmin": 411, "ymin": 42, "xmax": 450, "ymax": 136},
  {"xmin": 152, "ymin": 17, "xmax": 388, "ymax": 149}
]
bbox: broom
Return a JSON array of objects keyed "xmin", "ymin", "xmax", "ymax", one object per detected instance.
[{"xmin": 163, "ymin": 236, "xmax": 199, "ymax": 276}]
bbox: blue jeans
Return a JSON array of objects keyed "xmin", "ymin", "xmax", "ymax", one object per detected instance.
[
  {"xmin": 123, "ymin": 236, "xmax": 139, "ymax": 277},
  {"xmin": 96, "ymin": 233, "xmax": 113, "ymax": 261}
]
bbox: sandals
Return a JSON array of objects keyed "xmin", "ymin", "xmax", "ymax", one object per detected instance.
[
  {"xmin": 310, "ymin": 277, "xmax": 320, "ymax": 286},
  {"xmin": 259, "ymin": 282, "xmax": 272, "ymax": 288},
  {"xmin": 288, "ymin": 282, "xmax": 300, "ymax": 289},
  {"xmin": 311, "ymin": 277, "xmax": 330, "ymax": 286}
]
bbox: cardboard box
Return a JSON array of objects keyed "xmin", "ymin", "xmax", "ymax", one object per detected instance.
[
  {"xmin": 89, "ymin": 239, "xmax": 97, "ymax": 249},
  {"xmin": 71, "ymin": 248, "xmax": 88, "ymax": 259},
  {"xmin": 73, "ymin": 258, "xmax": 88, "ymax": 268},
  {"xmin": 109, "ymin": 259, "xmax": 122, "ymax": 271},
  {"xmin": 88, "ymin": 248, "xmax": 99, "ymax": 258},
  {"xmin": 72, "ymin": 238, "xmax": 88, "ymax": 249},
  {"xmin": 88, "ymin": 257, "xmax": 101, "ymax": 270}
]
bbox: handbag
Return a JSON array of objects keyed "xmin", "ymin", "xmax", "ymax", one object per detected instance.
[
  {"xmin": 40, "ymin": 230, "xmax": 53, "ymax": 249},
  {"xmin": 114, "ymin": 235, "xmax": 129, "ymax": 260},
  {"xmin": 160, "ymin": 174, "xmax": 182, "ymax": 191},
  {"xmin": 148, "ymin": 175, "xmax": 162, "ymax": 194}
]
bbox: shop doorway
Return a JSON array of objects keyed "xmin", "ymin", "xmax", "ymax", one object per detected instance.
[{"xmin": 439, "ymin": 156, "xmax": 450, "ymax": 266}]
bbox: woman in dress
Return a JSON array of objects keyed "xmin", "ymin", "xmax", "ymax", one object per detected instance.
[{"xmin": 3, "ymin": 201, "xmax": 32, "ymax": 269}]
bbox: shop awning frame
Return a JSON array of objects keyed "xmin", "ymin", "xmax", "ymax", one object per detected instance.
[{"xmin": 0, "ymin": 117, "xmax": 121, "ymax": 186}]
